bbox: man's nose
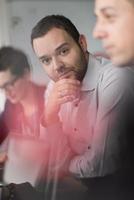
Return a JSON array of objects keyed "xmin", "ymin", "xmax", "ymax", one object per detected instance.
[
  {"xmin": 52, "ymin": 57, "xmax": 65, "ymax": 74},
  {"xmin": 93, "ymin": 22, "xmax": 107, "ymax": 40}
]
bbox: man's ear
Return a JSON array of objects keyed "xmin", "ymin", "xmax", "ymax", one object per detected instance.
[{"xmin": 79, "ymin": 34, "xmax": 87, "ymax": 52}]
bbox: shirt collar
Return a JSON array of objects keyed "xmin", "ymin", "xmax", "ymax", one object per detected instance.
[{"xmin": 81, "ymin": 54, "xmax": 106, "ymax": 91}]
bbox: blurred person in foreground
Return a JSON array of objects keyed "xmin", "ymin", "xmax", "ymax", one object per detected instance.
[
  {"xmin": 93, "ymin": 1, "xmax": 134, "ymax": 197},
  {"xmin": 0, "ymin": 46, "xmax": 47, "ymax": 187},
  {"xmin": 31, "ymin": 15, "xmax": 134, "ymax": 199},
  {"xmin": 93, "ymin": 0, "xmax": 134, "ymax": 67}
]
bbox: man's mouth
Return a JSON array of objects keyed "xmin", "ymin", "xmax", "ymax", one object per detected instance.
[
  {"xmin": 59, "ymin": 70, "xmax": 76, "ymax": 80},
  {"xmin": 104, "ymin": 45, "xmax": 114, "ymax": 52}
]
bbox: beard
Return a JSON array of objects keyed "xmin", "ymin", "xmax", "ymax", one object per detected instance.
[
  {"xmin": 75, "ymin": 64, "xmax": 87, "ymax": 82},
  {"xmin": 58, "ymin": 55, "xmax": 88, "ymax": 82},
  {"xmin": 50, "ymin": 49, "xmax": 88, "ymax": 82}
]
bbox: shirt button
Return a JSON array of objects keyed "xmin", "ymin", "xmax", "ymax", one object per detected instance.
[
  {"xmin": 75, "ymin": 103, "xmax": 78, "ymax": 107},
  {"xmin": 74, "ymin": 128, "xmax": 77, "ymax": 132}
]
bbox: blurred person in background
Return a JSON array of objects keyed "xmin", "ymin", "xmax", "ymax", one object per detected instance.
[{"xmin": 0, "ymin": 46, "xmax": 46, "ymax": 186}]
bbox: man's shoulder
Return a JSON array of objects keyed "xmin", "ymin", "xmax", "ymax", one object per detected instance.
[
  {"xmin": 90, "ymin": 54, "xmax": 129, "ymax": 81},
  {"xmin": 90, "ymin": 56, "xmax": 134, "ymax": 96},
  {"xmin": 97, "ymin": 57, "xmax": 133, "ymax": 84},
  {"xmin": 98, "ymin": 57, "xmax": 127, "ymax": 74}
]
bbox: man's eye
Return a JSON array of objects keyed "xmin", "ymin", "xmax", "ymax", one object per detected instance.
[
  {"xmin": 60, "ymin": 48, "xmax": 69, "ymax": 55},
  {"xmin": 42, "ymin": 58, "xmax": 51, "ymax": 65},
  {"xmin": 104, "ymin": 14, "xmax": 116, "ymax": 22}
]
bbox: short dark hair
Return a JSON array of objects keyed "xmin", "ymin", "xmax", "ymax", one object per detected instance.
[
  {"xmin": 0, "ymin": 46, "xmax": 31, "ymax": 77},
  {"xmin": 128, "ymin": 0, "xmax": 134, "ymax": 5},
  {"xmin": 31, "ymin": 15, "xmax": 80, "ymax": 47}
]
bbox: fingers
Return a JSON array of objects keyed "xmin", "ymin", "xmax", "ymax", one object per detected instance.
[
  {"xmin": 58, "ymin": 88, "xmax": 79, "ymax": 98},
  {"xmin": 58, "ymin": 95, "xmax": 76, "ymax": 105},
  {"xmin": 56, "ymin": 78, "xmax": 81, "ymax": 100},
  {"xmin": 58, "ymin": 78, "xmax": 80, "ymax": 86},
  {"xmin": 45, "ymin": 78, "xmax": 81, "ymax": 122}
]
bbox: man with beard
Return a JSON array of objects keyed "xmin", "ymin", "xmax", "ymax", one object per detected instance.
[{"xmin": 31, "ymin": 15, "xmax": 134, "ymax": 199}]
